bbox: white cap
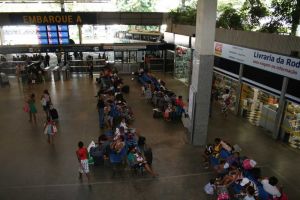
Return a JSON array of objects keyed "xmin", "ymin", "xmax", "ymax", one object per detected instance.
[
  {"xmin": 250, "ymin": 160, "xmax": 257, "ymax": 168},
  {"xmin": 240, "ymin": 178, "xmax": 250, "ymax": 187},
  {"xmin": 223, "ymin": 162, "xmax": 230, "ymax": 169}
]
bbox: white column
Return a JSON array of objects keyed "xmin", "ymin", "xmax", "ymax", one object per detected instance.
[
  {"xmin": 274, "ymin": 77, "xmax": 289, "ymax": 139},
  {"xmin": 189, "ymin": 0, "xmax": 217, "ymax": 146},
  {"xmin": 0, "ymin": 26, "xmax": 4, "ymax": 46}
]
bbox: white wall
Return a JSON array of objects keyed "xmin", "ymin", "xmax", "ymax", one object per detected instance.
[{"xmin": 166, "ymin": 23, "xmax": 300, "ymax": 56}]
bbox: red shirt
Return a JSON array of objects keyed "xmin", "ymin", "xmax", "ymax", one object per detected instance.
[
  {"xmin": 175, "ymin": 99, "xmax": 185, "ymax": 108},
  {"xmin": 76, "ymin": 147, "xmax": 88, "ymax": 160}
]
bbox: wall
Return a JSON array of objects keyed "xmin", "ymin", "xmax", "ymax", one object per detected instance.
[
  {"xmin": 166, "ymin": 20, "xmax": 196, "ymax": 36},
  {"xmin": 166, "ymin": 23, "xmax": 300, "ymax": 56},
  {"xmin": 215, "ymin": 29, "xmax": 300, "ymax": 56}
]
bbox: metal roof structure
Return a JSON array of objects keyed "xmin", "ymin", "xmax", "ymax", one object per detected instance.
[{"xmin": 0, "ymin": 0, "xmax": 111, "ymax": 3}]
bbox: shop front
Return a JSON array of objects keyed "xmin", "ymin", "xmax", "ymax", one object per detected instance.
[
  {"xmin": 281, "ymin": 102, "xmax": 300, "ymax": 149},
  {"xmin": 212, "ymin": 72, "xmax": 238, "ymax": 114},
  {"xmin": 174, "ymin": 45, "xmax": 192, "ymax": 85},
  {"xmin": 213, "ymin": 41, "xmax": 300, "ymax": 149},
  {"xmin": 239, "ymin": 83, "xmax": 279, "ymax": 131}
]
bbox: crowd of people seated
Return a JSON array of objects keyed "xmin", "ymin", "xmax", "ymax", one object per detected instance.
[
  {"xmin": 203, "ymin": 138, "xmax": 288, "ymax": 200},
  {"xmin": 134, "ymin": 68, "xmax": 187, "ymax": 121},
  {"xmin": 89, "ymin": 67, "xmax": 158, "ymax": 177}
]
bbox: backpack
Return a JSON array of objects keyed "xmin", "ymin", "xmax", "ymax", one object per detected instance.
[
  {"xmin": 243, "ymin": 159, "xmax": 257, "ymax": 170},
  {"xmin": 50, "ymin": 108, "xmax": 59, "ymax": 120}
]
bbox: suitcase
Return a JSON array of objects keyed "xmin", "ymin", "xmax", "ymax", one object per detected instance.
[
  {"xmin": 50, "ymin": 108, "xmax": 59, "ymax": 120},
  {"xmin": 122, "ymin": 85, "xmax": 130, "ymax": 94},
  {"xmin": 115, "ymin": 93, "xmax": 124, "ymax": 101},
  {"xmin": 153, "ymin": 108, "xmax": 162, "ymax": 118},
  {"xmin": 0, "ymin": 72, "xmax": 9, "ymax": 86}
]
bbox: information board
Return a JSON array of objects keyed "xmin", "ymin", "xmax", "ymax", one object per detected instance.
[{"xmin": 37, "ymin": 25, "xmax": 69, "ymax": 45}]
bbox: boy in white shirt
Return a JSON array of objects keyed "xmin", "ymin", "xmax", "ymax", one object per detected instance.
[
  {"xmin": 261, "ymin": 176, "xmax": 281, "ymax": 198},
  {"xmin": 204, "ymin": 179, "xmax": 216, "ymax": 195}
]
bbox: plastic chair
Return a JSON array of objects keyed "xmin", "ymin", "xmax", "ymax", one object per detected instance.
[{"xmin": 109, "ymin": 147, "xmax": 126, "ymax": 177}]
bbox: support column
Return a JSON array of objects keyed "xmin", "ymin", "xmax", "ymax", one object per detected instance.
[
  {"xmin": 189, "ymin": 0, "xmax": 217, "ymax": 146},
  {"xmin": 235, "ymin": 64, "xmax": 244, "ymax": 115},
  {"xmin": 163, "ymin": 50, "xmax": 166, "ymax": 73},
  {"xmin": 60, "ymin": 0, "xmax": 65, "ymax": 12},
  {"xmin": 274, "ymin": 77, "xmax": 289, "ymax": 139},
  {"xmin": 0, "ymin": 26, "xmax": 4, "ymax": 46},
  {"xmin": 78, "ymin": 25, "xmax": 83, "ymax": 45}
]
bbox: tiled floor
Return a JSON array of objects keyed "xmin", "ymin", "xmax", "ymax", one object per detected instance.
[{"xmin": 0, "ymin": 73, "xmax": 299, "ymax": 200}]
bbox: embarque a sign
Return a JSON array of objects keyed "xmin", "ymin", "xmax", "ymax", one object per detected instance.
[
  {"xmin": 8, "ymin": 12, "xmax": 97, "ymax": 25},
  {"xmin": 23, "ymin": 15, "xmax": 82, "ymax": 24}
]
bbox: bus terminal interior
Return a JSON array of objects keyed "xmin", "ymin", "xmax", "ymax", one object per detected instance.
[{"xmin": 1, "ymin": 2, "xmax": 300, "ymax": 200}]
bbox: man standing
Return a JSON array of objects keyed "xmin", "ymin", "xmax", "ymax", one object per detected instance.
[
  {"xmin": 97, "ymin": 95, "xmax": 105, "ymax": 129},
  {"xmin": 45, "ymin": 53, "xmax": 50, "ymax": 67}
]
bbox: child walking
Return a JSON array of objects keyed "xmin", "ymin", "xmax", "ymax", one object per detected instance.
[
  {"xmin": 76, "ymin": 141, "xmax": 90, "ymax": 184},
  {"xmin": 28, "ymin": 93, "xmax": 37, "ymax": 124},
  {"xmin": 44, "ymin": 117, "xmax": 57, "ymax": 144}
]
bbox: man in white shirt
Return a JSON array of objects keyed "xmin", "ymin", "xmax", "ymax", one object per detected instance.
[
  {"xmin": 203, "ymin": 179, "xmax": 215, "ymax": 195},
  {"xmin": 261, "ymin": 176, "xmax": 281, "ymax": 198}
]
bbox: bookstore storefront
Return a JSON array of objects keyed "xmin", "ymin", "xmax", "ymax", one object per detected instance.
[
  {"xmin": 213, "ymin": 71, "xmax": 239, "ymax": 113},
  {"xmin": 213, "ymin": 42, "xmax": 300, "ymax": 149}
]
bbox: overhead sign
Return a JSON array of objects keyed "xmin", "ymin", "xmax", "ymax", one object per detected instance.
[
  {"xmin": 9, "ymin": 12, "xmax": 97, "ymax": 25},
  {"xmin": 0, "ymin": 12, "xmax": 165, "ymax": 26},
  {"xmin": 214, "ymin": 42, "xmax": 300, "ymax": 80}
]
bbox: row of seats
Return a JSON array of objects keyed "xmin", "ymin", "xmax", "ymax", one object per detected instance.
[
  {"xmin": 135, "ymin": 70, "xmax": 186, "ymax": 121},
  {"xmin": 88, "ymin": 67, "xmax": 157, "ymax": 177},
  {"xmin": 204, "ymin": 138, "xmax": 288, "ymax": 200}
]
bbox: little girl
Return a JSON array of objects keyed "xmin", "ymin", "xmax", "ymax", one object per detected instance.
[
  {"xmin": 44, "ymin": 118, "xmax": 57, "ymax": 144},
  {"xmin": 164, "ymin": 106, "xmax": 172, "ymax": 121}
]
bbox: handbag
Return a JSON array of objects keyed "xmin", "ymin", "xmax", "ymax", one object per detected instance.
[
  {"xmin": 41, "ymin": 98, "xmax": 47, "ymax": 106},
  {"xmin": 23, "ymin": 103, "xmax": 29, "ymax": 113},
  {"xmin": 52, "ymin": 124, "xmax": 58, "ymax": 134}
]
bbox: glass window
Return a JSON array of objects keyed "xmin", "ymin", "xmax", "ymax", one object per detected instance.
[
  {"xmin": 107, "ymin": 51, "xmax": 115, "ymax": 63},
  {"xmin": 81, "ymin": 25, "xmax": 129, "ymax": 44},
  {"xmin": 212, "ymin": 72, "xmax": 239, "ymax": 113},
  {"xmin": 239, "ymin": 84, "xmax": 279, "ymax": 130},
  {"xmin": 0, "ymin": 3, "xmax": 60, "ymax": 12},
  {"xmin": 114, "ymin": 51, "xmax": 123, "ymax": 63},
  {"xmin": 69, "ymin": 25, "xmax": 80, "ymax": 44},
  {"xmin": 129, "ymin": 51, "xmax": 137, "ymax": 63},
  {"xmin": 0, "ymin": 0, "xmax": 182, "ymax": 13},
  {"xmin": 281, "ymin": 102, "xmax": 300, "ymax": 149},
  {"xmin": 174, "ymin": 46, "xmax": 192, "ymax": 85},
  {"xmin": 2, "ymin": 26, "xmax": 38, "ymax": 45}
]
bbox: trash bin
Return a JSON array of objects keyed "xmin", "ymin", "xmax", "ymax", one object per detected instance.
[
  {"xmin": 61, "ymin": 67, "xmax": 71, "ymax": 81},
  {"xmin": 52, "ymin": 66, "xmax": 61, "ymax": 81},
  {"xmin": 44, "ymin": 67, "xmax": 52, "ymax": 81}
]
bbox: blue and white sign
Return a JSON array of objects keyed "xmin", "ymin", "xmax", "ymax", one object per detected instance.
[{"xmin": 214, "ymin": 42, "xmax": 300, "ymax": 80}]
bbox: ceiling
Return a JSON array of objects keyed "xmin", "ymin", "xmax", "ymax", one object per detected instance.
[{"xmin": 0, "ymin": 0, "xmax": 111, "ymax": 3}]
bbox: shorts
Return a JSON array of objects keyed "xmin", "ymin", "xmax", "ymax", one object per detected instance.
[{"xmin": 78, "ymin": 159, "xmax": 89, "ymax": 174}]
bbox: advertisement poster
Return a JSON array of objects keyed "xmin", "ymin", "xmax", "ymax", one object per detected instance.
[{"xmin": 214, "ymin": 42, "xmax": 300, "ymax": 80}]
